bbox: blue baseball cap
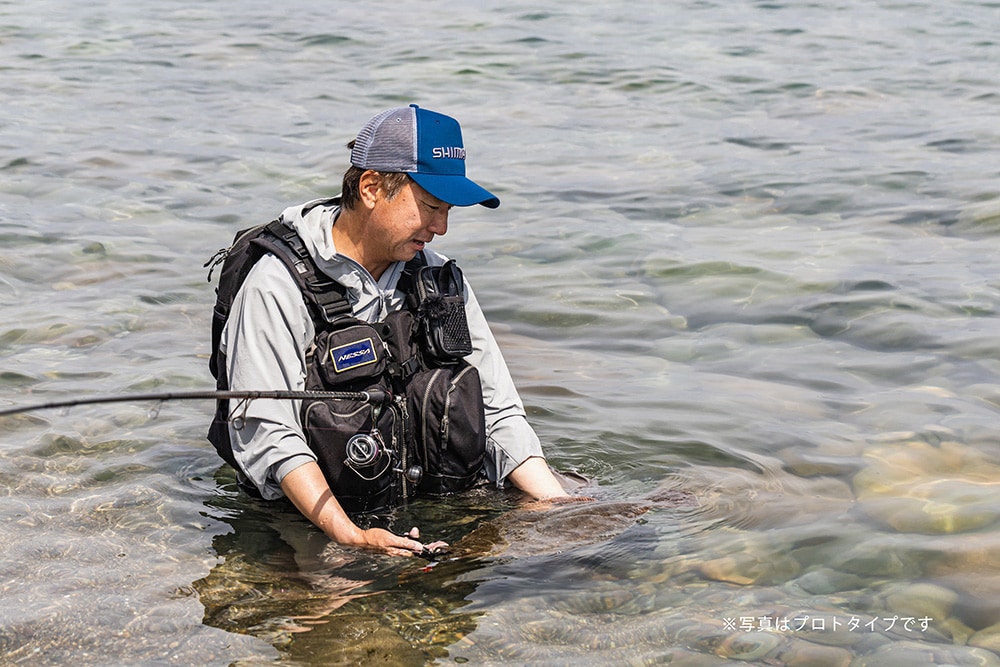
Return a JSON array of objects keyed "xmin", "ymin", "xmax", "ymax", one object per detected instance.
[{"xmin": 349, "ymin": 104, "xmax": 500, "ymax": 208}]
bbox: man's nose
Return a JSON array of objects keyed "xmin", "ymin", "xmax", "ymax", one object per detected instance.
[{"xmin": 429, "ymin": 210, "xmax": 449, "ymax": 235}]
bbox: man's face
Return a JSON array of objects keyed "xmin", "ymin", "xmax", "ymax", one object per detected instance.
[{"xmin": 367, "ymin": 179, "xmax": 452, "ymax": 266}]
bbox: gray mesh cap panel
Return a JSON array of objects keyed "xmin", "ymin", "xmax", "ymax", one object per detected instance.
[{"xmin": 350, "ymin": 107, "xmax": 418, "ymax": 172}]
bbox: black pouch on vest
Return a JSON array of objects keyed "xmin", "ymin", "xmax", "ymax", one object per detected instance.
[
  {"xmin": 314, "ymin": 320, "xmax": 389, "ymax": 388},
  {"xmin": 380, "ymin": 308, "xmax": 486, "ymax": 495},
  {"xmin": 407, "ymin": 362, "xmax": 486, "ymax": 495},
  {"xmin": 301, "ymin": 320, "xmax": 414, "ymax": 514},
  {"xmin": 412, "ymin": 260, "xmax": 473, "ymax": 363}
]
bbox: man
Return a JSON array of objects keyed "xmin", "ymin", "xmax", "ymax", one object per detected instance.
[{"xmin": 216, "ymin": 105, "xmax": 568, "ymax": 557}]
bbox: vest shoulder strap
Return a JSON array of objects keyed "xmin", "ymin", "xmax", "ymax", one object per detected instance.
[
  {"xmin": 398, "ymin": 250, "xmax": 428, "ymax": 310},
  {"xmin": 253, "ymin": 220, "xmax": 353, "ymax": 326}
]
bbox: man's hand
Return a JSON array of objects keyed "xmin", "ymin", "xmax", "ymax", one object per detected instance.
[
  {"xmin": 355, "ymin": 527, "xmax": 422, "ymax": 557},
  {"xmin": 354, "ymin": 526, "xmax": 449, "ymax": 558},
  {"xmin": 281, "ymin": 462, "xmax": 448, "ymax": 557}
]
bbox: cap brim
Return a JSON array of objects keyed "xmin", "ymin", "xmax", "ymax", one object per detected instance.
[{"xmin": 410, "ymin": 173, "xmax": 500, "ymax": 209}]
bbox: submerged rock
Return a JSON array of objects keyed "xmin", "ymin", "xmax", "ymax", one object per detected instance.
[
  {"xmin": 779, "ymin": 639, "xmax": 853, "ymax": 667},
  {"xmin": 794, "ymin": 567, "xmax": 866, "ymax": 596},
  {"xmin": 715, "ymin": 630, "xmax": 783, "ymax": 660},
  {"xmin": 881, "ymin": 582, "xmax": 959, "ymax": 621},
  {"xmin": 698, "ymin": 550, "xmax": 801, "ymax": 587},
  {"xmin": 853, "ymin": 440, "xmax": 1000, "ymax": 535},
  {"xmin": 970, "ymin": 622, "xmax": 1000, "ymax": 655},
  {"xmin": 923, "ymin": 532, "xmax": 1000, "ymax": 629},
  {"xmin": 849, "ymin": 640, "xmax": 1000, "ymax": 667},
  {"xmin": 827, "ymin": 539, "xmax": 923, "ymax": 579}
]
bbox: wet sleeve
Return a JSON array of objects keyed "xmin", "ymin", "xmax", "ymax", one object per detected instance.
[
  {"xmin": 222, "ymin": 255, "xmax": 318, "ymax": 499},
  {"xmin": 462, "ymin": 281, "xmax": 545, "ymax": 484}
]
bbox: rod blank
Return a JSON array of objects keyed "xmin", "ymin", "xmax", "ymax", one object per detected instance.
[{"xmin": 0, "ymin": 389, "xmax": 388, "ymax": 418}]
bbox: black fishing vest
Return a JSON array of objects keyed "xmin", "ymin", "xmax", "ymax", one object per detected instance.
[{"xmin": 206, "ymin": 213, "xmax": 486, "ymax": 514}]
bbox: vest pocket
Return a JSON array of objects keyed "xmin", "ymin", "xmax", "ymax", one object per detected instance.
[
  {"xmin": 407, "ymin": 361, "xmax": 486, "ymax": 495},
  {"xmin": 314, "ymin": 321, "xmax": 389, "ymax": 388},
  {"xmin": 302, "ymin": 391, "xmax": 402, "ymax": 515},
  {"xmin": 412, "ymin": 260, "xmax": 474, "ymax": 363}
]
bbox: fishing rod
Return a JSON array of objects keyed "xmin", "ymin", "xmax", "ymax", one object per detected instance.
[{"xmin": 0, "ymin": 389, "xmax": 388, "ymax": 418}]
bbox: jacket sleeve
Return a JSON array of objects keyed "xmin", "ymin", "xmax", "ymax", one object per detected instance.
[
  {"xmin": 461, "ymin": 280, "xmax": 546, "ymax": 483},
  {"xmin": 221, "ymin": 254, "xmax": 318, "ymax": 499}
]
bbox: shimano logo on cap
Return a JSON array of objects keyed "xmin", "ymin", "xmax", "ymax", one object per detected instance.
[
  {"xmin": 330, "ymin": 338, "xmax": 378, "ymax": 373},
  {"xmin": 431, "ymin": 146, "xmax": 466, "ymax": 160}
]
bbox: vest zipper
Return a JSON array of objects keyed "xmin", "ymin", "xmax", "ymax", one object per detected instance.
[
  {"xmin": 394, "ymin": 395, "xmax": 409, "ymax": 500},
  {"xmin": 420, "ymin": 368, "xmax": 446, "ymax": 465},
  {"xmin": 442, "ymin": 364, "xmax": 475, "ymax": 446}
]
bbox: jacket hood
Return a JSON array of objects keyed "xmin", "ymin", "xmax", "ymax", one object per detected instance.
[{"xmin": 277, "ymin": 197, "xmax": 407, "ymax": 319}]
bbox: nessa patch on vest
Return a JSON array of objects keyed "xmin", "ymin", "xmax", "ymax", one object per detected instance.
[{"xmin": 330, "ymin": 337, "xmax": 379, "ymax": 373}]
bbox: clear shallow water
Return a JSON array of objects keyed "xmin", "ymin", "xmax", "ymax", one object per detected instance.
[{"xmin": 2, "ymin": 1, "xmax": 1000, "ymax": 665}]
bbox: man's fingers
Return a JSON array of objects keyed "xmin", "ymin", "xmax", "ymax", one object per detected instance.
[
  {"xmin": 377, "ymin": 528, "xmax": 449, "ymax": 557},
  {"xmin": 386, "ymin": 547, "xmax": 416, "ymax": 557}
]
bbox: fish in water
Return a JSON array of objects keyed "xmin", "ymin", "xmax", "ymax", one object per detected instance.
[{"xmin": 447, "ymin": 490, "xmax": 698, "ymax": 560}]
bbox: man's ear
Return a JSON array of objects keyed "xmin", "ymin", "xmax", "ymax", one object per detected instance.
[{"xmin": 358, "ymin": 170, "xmax": 382, "ymax": 210}]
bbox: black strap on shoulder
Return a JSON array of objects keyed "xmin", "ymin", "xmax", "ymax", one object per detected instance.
[
  {"xmin": 399, "ymin": 250, "xmax": 428, "ymax": 310},
  {"xmin": 256, "ymin": 220, "xmax": 354, "ymax": 326}
]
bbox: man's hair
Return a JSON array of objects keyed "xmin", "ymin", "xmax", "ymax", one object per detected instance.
[{"xmin": 341, "ymin": 140, "xmax": 411, "ymax": 210}]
